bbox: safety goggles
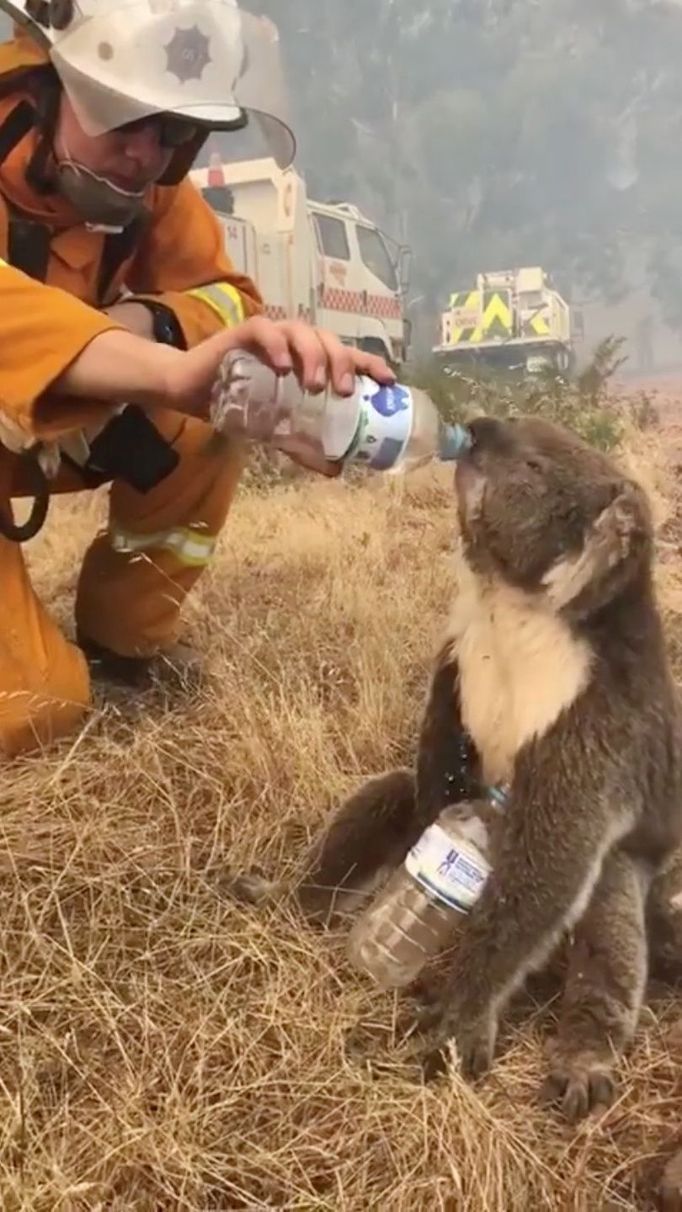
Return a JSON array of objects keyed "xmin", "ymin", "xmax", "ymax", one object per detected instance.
[{"xmin": 113, "ymin": 113, "xmax": 203, "ymax": 148}]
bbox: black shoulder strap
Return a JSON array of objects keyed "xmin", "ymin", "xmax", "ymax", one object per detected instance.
[
  {"xmin": 97, "ymin": 211, "xmax": 150, "ymax": 306},
  {"xmin": 6, "ymin": 213, "xmax": 51, "ymax": 280},
  {"xmin": 0, "ymin": 98, "xmax": 34, "ymax": 164},
  {"xmin": 0, "ymin": 94, "xmax": 53, "ymax": 542},
  {"xmin": 0, "ymin": 98, "xmax": 52, "ymax": 281}
]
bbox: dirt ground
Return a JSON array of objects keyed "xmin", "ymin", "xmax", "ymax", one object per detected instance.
[
  {"xmin": 616, "ymin": 371, "xmax": 682, "ymax": 423},
  {"xmin": 1, "ymin": 417, "xmax": 682, "ymax": 1210}
]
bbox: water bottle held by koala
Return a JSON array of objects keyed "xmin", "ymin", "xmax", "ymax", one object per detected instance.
[{"xmin": 347, "ymin": 784, "xmax": 509, "ymax": 991}]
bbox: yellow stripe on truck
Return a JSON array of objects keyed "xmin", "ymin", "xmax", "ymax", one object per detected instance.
[
  {"xmin": 448, "ymin": 289, "xmax": 513, "ymax": 345},
  {"xmin": 470, "ymin": 291, "xmax": 513, "ymax": 343},
  {"xmin": 530, "ymin": 312, "xmax": 550, "ymax": 335},
  {"xmin": 186, "ymin": 281, "xmax": 245, "ymax": 328},
  {"xmin": 448, "ymin": 290, "xmax": 481, "ymax": 344}
]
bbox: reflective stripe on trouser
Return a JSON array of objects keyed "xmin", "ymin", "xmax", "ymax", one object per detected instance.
[
  {"xmin": 185, "ymin": 281, "xmax": 245, "ymax": 327},
  {"xmin": 109, "ymin": 524, "xmax": 217, "ymax": 568},
  {"xmin": 75, "ymin": 410, "xmax": 247, "ymax": 659}
]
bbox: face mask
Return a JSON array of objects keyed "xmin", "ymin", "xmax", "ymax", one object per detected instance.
[{"xmin": 54, "ymin": 154, "xmax": 146, "ymax": 231}]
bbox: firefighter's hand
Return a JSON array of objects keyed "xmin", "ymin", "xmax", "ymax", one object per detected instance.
[
  {"xmin": 46, "ymin": 318, "xmax": 396, "ymax": 453},
  {"xmin": 228, "ymin": 317, "xmax": 397, "ymax": 397},
  {"xmin": 166, "ymin": 316, "xmax": 395, "ymax": 411},
  {"xmin": 228, "ymin": 316, "xmax": 396, "ymax": 396}
]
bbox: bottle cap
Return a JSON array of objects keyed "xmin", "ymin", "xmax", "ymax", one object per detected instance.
[
  {"xmin": 487, "ymin": 784, "xmax": 510, "ymax": 810},
  {"xmin": 439, "ymin": 423, "xmax": 473, "ymax": 461}
]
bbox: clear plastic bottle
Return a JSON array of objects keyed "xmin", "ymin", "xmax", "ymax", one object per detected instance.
[
  {"xmin": 346, "ymin": 785, "xmax": 508, "ymax": 991},
  {"xmin": 209, "ymin": 349, "xmax": 471, "ymax": 474}
]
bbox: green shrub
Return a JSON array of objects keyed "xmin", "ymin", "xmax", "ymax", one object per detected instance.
[{"xmin": 404, "ymin": 335, "xmax": 655, "ymax": 453}]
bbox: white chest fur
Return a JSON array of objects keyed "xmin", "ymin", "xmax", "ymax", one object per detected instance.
[{"xmin": 445, "ymin": 542, "xmax": 593, "ymax": 785}]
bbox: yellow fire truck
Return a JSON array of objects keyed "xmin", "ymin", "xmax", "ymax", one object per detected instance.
[{"xmin": 433, "ymin": 266, "xmax": 575, "ymax": 375}]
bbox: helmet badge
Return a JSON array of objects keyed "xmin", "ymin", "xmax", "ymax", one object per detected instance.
[{"xmin": 164, "ymin": 25, "xmax": 212, "ymax": 83}]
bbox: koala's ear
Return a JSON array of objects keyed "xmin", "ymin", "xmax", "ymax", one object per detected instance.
[{"xmin": 541, "ymin": 479, "xmax": 651, "ymax": 618}]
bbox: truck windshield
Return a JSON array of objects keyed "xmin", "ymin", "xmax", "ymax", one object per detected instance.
[{"xmin": 357, "ymin": 227, "xmax": 398, "ymax": 292}]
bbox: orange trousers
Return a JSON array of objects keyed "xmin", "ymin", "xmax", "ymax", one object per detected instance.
[{"xmin": 0, "ymin": 408, "xmax": 246, "ymax": 757}]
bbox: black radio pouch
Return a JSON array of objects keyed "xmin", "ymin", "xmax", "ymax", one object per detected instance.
[{"xmin": 71, "ymin": 405, "xmax": 180, "ymax": 493}]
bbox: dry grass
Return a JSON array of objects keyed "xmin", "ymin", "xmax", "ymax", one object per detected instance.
[{"xmin": 2, "ymin": 424, "xmax": 682, "ymax": 1211}]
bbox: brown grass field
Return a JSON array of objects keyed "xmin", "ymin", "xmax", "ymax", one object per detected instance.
[{"xmin": 3, "ymin": 413, "xmax": 682, "ymax": 1210}]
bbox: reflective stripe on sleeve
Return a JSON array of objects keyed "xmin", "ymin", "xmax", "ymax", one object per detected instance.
[{"xmin": 185, "ymin": 281, "xmax": 245, "ymax": 328}]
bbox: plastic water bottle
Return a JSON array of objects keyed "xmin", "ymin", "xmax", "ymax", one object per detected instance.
[
  {"xmin": 346, "ymin": 785, "xmax": 508, "ymax": 991},
  {"xmin": 209, "ymin": 349, "xmax": 471, "ymax": 474}
]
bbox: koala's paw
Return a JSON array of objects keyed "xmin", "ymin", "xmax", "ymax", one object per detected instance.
[{"xmin": 540, "ymin": 1049, "xmax": 616, "ymax": 1123}]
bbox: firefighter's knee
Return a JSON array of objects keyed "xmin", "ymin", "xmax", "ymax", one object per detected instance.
[
  {"xmin": 0, "ymin": 640, "xmax": 91, "ymax": 758},
  {"xmin": 75, "ymin": 418, "xmax": 247, "ymax": 658},
  {"xmin": 0, "ymin": 548, "xmax": 92, "ymax": 758}
]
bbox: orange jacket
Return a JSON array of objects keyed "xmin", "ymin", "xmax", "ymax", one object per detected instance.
[{"xmin": 0, "ymin": 30, "xmax": 263, "ymax": 444}]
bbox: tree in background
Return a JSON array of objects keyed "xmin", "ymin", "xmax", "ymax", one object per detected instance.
[
  {"xmin": 2, "ymin": 1, "xmax": 682, "ymax": 346},
  {"xmin": 254, "ymin": 0, "xmax": 682, "ymax": 342}
]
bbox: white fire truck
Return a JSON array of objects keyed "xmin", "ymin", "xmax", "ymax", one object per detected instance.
[{"xmin": 189, "ymin": 147, "xmax": 411, "ymax": 369}]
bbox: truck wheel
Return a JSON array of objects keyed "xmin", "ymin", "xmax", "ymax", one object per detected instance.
[{"xmin": 554, "ymin": 348, "xmax": 571, "ymax": 375}]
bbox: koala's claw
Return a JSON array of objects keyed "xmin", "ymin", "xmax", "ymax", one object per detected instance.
[
  {"xmin": 540, "ymin": 1054, "xmax": 616, "ymax": 1122},
  {"xmin": 225, "ymin": 867, "xmax": 275, "ymax": 906},
  {"xmin": 420, "ymin": 1012, "xmax": 496, "ymax": 1083},
  {"xmin": 421, "ymin": 1040, "xmax": 450, "ymax": 1082}
]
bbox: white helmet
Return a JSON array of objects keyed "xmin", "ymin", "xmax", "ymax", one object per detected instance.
[{"xmin": 3, "ymin": 0, "xmax": 295, "ymax": 167}]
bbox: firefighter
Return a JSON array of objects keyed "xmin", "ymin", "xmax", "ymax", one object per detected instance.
[{"xmin": 0, "ymin": 0, "xmax": 394, "ymax": 757}]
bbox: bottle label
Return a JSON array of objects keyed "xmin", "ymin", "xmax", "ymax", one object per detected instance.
[
  {"xmin": 404, "ymin": 822, "xmax": 491, "ymax": 913},
  {"xmin": 344, "ymin": 380, "xmax": 414, "ymax": 471}
]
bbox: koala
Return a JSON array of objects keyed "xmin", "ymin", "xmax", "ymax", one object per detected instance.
[{"xmin": 291, "ymin": 413, "xmax": 682, "ymax": 1120}]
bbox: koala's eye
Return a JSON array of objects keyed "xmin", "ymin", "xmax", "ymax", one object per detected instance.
[{"xmin": 526, "ymin": 458, "xmax": 544, "ymax": 474}]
